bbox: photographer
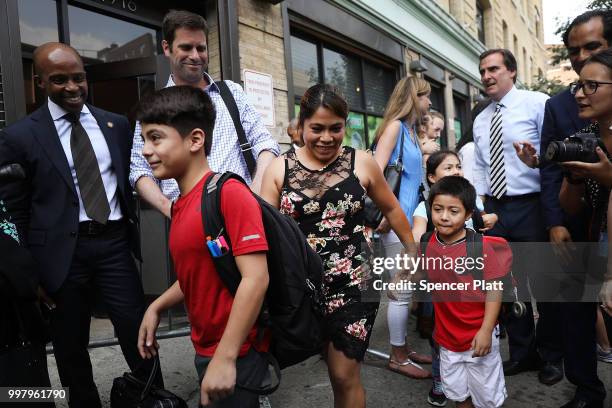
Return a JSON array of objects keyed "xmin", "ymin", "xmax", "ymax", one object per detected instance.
[
  {"xmin": 0, "ymin": 163, "xmax": 54, "ymax": 407},
  {"xmin": 559, "ymin": 49, "xmax": 611, "ymax": 232}
]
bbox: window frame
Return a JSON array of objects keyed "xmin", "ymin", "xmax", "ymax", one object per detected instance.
[{"xmin": 289, "ymin": 28, "xmax": 399, "ymax": 149}]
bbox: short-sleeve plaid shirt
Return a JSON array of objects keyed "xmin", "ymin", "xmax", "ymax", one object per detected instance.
[{"xmin": 129, "ymin": 73, "xmax": 280, "ymax": 200}]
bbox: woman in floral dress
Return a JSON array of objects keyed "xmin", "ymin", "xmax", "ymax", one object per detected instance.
[{"xmin": 261, "ymin": 84, "xmax": 416, "ymax": 408}]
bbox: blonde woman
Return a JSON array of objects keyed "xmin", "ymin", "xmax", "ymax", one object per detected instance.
[{"xmin": 372, "ymin": 77, "xmax": 434, "ymax": 380}]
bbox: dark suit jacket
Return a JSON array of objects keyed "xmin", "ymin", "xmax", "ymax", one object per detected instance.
[
  {"xmin": 539, "ymin": 88, "xmax": 590, "ymax": 233},
  {"xmin": 0, "ymin": 104, "xmax": 140, "ymax": 293}
]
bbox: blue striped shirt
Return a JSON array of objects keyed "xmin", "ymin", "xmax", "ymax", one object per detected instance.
[{"xmin": 129, "ymin": 73, "xmax": 280, "ymax": 200}]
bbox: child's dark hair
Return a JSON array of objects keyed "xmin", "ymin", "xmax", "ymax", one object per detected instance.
[
  {"xmin": 428, "ymin": 176, "xmax": 476, "ymax": 214},
  {"xmin": 136, "ymin": 86, "xmax": 216, "ymax": 156},
  {"xmin": 298, "ymin": 84, "xmax": 348, "ymax": 127},
  {"xmin": 426, "ymin": 150, "xmax": 461, "ymax": 186}
]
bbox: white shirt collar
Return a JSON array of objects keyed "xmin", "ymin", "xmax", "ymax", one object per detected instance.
[
  {"xmin": 496, "ymin": 85, "xmax": 518, "ymax": 108},
  {"xmin": 47, "ymin": 97, "xmax": 91, "ymax": 121},
  {"xmin": 166, "ymin": 71, "xmax": 218, "ymax": 91}
]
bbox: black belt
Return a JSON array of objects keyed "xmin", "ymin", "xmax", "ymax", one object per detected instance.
[
  {"xmin": 485, "ymin": 192, "xmax": 540, "ymax": 202},
  {"xmin": 78, "ymin": 220, "xmax": 124, "ymax": 236}
]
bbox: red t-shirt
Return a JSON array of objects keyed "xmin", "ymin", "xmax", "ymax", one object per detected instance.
[
  {"xmin": 421, "ymin": 233, "xmax": 512, "ymax": 352},
  {"xmin": 169, "ymin": 172, "xmax": 269, "ymax": 357}
]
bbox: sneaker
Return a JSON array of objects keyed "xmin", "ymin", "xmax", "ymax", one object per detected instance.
[
  {"xmin": 259, "ymin": 396, "xmax": 272, "ymax": 408},
  {"xmin": 597, "ymin": 344, "xmax": 612, "ymax": 363},
  {"xmin": 427, "ymin": 381, "xmax": 447, "ymax": 407}
]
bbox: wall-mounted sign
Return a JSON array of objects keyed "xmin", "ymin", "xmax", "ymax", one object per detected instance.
[
  {"xmin": 97, "ymin": 0, "xmax": 137, "ymax": 12},
  {"xmin": 243, "ymin": 69, "xmax": 275, "ymax": 128}
]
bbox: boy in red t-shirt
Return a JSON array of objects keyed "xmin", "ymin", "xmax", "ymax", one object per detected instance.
[
  {"xmin": 135, "ymin": 86, "xmax": 270, "ymax": 408},
  {"xmin": 417, "ymin": 176, "xmax": 512, "ymax": 408}
]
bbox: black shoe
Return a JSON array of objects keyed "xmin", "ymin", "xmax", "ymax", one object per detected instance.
[
  {"xmin": 538, "ymin": 361, "xmax": 563, "ymax": 385},
  {"xmin": 560, "ymin": 397, "xmax": 603, "ymax": 408},
  {"xmin": 503, "ymin": 359, "xmax": 539, "ymax": 376}
]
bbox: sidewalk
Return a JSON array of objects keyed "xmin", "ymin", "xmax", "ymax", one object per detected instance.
[{"xmin": 47, "ymin": 303, "xmax": 612, "ymax": 407}]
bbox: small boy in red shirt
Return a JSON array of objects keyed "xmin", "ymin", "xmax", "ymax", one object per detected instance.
[
  {"xmin": 135, "ymin": 86, "xmax": 270, "ymax": 407},
  {"xmin": 418, "ymin": 176, "xmax": 512, "ymax": 408}
]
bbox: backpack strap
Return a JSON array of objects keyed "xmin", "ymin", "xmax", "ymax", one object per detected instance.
[
  {"xmin": 216, "ymin": 81, "xmax": 257, "ymax": 178},
  {"xmin": 465, "ymin": 229, "xmax": 484, "ymax": 280},
  {"xmin": 201, "ymin": 172, "xmax": 248, "ymax": 295},
  {"xmin": 424, "ymin": 201, "xmax": 435, "ymax": 232},
  {"xmin": 419, "ymin": 230, "xmax": 435, "ymax": 262}
]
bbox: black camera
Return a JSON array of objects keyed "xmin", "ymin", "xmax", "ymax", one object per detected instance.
[{"xmin": 544, "ymin": 132, "xmax": 601, "ymax": 163}]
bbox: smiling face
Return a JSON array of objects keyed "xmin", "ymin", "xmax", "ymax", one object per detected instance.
[
  {"xmin": 430, "ymin": 194, "xmax": 471, "ymax": 242},
  {"xmin": 163, "ymin": 27, "xmax": 208, "ymax": 86},
  {"xmin": 35, "ymin": 47, "xmax": 88, "ymax": 114},
  {"xmin": 141, "ymin": 123, "xmax": 203, "ymax": 180},
  {"xmin": 574, "ymin": 61, "xmax": 612, "ymax": 122},
  {"xmin": 567, "ymin": 17, "xmax": 608, "ymax": 74},
  {"xmin": 479, "ymin": 52, "xmax": 516, "ymax": 101},
  {"xmin": 300, "ymin": 107, "xmax": 345, "ymax": 164}
]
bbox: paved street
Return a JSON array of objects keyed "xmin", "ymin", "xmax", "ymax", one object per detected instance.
[{"xmin": 47, "ymin": 303, "xmax": 612, "ymax": 407}]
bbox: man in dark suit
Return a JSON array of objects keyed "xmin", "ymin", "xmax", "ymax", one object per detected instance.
[
  {"xmin": 539, "ymin": 10, "xmax": 610, "ymax": 408},
  {"xmin": 0, "ymin": 42, "xmax": 160, "ymax": 408}
]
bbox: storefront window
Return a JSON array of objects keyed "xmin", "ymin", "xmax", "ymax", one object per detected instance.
[
  {"xmin": 290, "ymin": 31, "xmax": 397, "ymax": 149},
  {"xmin": 323, "ymin": 48, "xmax": 363, "ymax": 110},
  {"xmin": 364, "ymin": 62, "xmax": 394, "ymax": 114},
  {"xmin": 367, "ymin": 116, "xmax": 384, "ymax": 146},
  {"xmin": 345, "ymin": 112, "xmax": 366, "ymax": 150},
  {"xmin": 290, "ymin": 36, "xmax": 319, "ymax": 97},
  {"xmin": 68, "ymin": 5, "xmax": 156, "ymax": 64},
  {"xmin": 18, "ymin": 0, "xmax": 59, "ymax": 51},
  {"xmin": 453, "ymin": 94, "xmax": 469, "ymax": 146}
]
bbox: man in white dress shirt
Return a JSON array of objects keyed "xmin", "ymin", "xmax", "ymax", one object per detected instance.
[{"xmin": 472, "ymin": 49, "xmax": 562, "ymax": 384}]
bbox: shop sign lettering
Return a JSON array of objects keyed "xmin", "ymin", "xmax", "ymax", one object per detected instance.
[{"xmin": 97, "ymin": 0, "xmax": 137, "ymax": 12}]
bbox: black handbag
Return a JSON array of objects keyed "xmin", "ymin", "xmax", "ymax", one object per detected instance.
[
  {"xmin": 363, "ymin": 126, "xmax": 405, "ymax": 228},
  {"xmin": 111, "ymin": 356, "xmax": 187, "ymax": 408}
]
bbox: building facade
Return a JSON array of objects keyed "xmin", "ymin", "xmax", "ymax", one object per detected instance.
[{"xmin": 0, "ymin": 0, "xmax": 546, "ymax": 299}]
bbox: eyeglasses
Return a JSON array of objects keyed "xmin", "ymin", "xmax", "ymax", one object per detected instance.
[{"xmin": 570, "ymin": 80, "xmax": 612, "ymax": 96}]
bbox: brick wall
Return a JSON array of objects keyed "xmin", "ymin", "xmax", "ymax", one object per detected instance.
[{"xmin": 237, "ymin": 0, "xmax": 288, "ymax": 145}]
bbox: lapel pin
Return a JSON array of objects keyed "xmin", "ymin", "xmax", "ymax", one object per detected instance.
[{"xmin": 107, "ymin": 121, "xmax": 114, "ymax": 128}]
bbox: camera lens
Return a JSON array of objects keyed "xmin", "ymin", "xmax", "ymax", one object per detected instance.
[{"xmin": 544, "ymin": 142, "xmax": 562, "ymax": 161}]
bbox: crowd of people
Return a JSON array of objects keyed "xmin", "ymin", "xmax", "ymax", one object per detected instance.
[{"xmin": 0, "ymin": 7, "xmax": 610, "ymax": 408}]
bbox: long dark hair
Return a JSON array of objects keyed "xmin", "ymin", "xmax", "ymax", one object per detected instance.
[{"xmin": 426, "ymin": 150, "xmax": 460, "ymax": 186}]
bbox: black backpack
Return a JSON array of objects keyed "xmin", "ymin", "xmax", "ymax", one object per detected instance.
[
  {"xmin": 424, "ymin": 200, "xmax": 485, "ymax": 233},
  {"xmin": 201, "ymin": 172, "xmax": 324, "ymax": 371},
  {"xmin": 420, "ymin": 229, "xmax": 484, "ymax": 280}
]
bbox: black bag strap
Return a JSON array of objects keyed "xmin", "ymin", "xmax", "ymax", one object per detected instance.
[
  {"xmin": 424, "ymin": 201, "xmax": 434, "ymax": 232},
  {"xmin": 139, "ymin": 355, "xmax": 160, "ymax": 401},
  {"xmin": 465, "ymin": 229, "xmax": 484, "ymax": 280},
  {"xmin": 419, "ymin": 230, "xmax": 435, "ymax": 260},
  {"xmin": 217, "ymin": 81, "xmax": 257, "ymax": 178},
  {"xmin": 419, "ymin": 229, "xmax": 483, "ymax": 279},
  {"xmin": 394, "ymin": 123, "xmax": 406, "ymax": 167},
  {"xmin": 201, "ymin": 172, "xmax": 246, "ymax": 295}
]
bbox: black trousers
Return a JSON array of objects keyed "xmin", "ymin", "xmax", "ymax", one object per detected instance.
[
  {"xmin": 560, "ymin": 302, "xmax": 606, "ymax": 403},
  {"xmin": 484, "ymin": 194, "xmax": 563, "ymax": 363},
  {"xmin": 48, "ymin": 223, "xmax": 162, "ymax": 408}
]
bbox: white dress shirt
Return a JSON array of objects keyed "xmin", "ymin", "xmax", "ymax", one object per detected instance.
[
  {"xmin": 129, "ymin": 73, "xmax": 280, "ymax": 200},
  {"xmin": 472, "ymin": 86, "xmax": 549, "ymax": 196},
  {"xmin": 48, "ymin": 98, "xmax": 122, "ymax": 222}
]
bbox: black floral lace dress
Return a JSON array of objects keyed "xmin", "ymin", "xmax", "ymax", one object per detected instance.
[{"xmin": 279, "ymin": 146, "xmax": 379, "ymax": 361}]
